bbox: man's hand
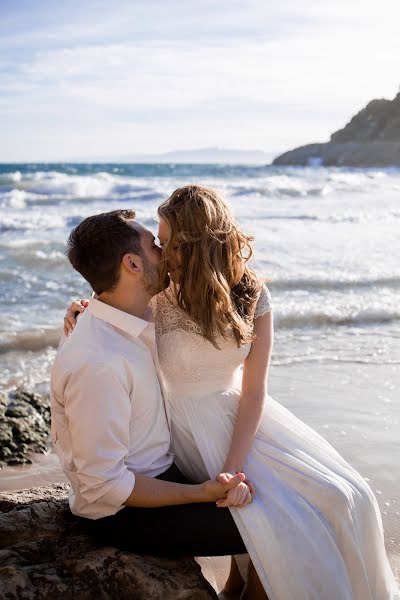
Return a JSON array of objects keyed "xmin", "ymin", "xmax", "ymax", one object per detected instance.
[
  {"xmin": 215, "ymin": 472, "xmax": 256, "ymax": 508},
  {"xmin": 125, "ymin": 472, "xmax": 250, "ymax": 509},
  {"xmin": 64, "ymin": 299, "xmax": 89, "ymax": 336}
]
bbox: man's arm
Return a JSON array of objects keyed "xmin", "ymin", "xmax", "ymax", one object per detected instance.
[
  {"xmin": 124, "ymin": 472, "xmax": 246, "ymax": 508},
  {"xmin": 64, "ymin": 362, "xmax": 135, "ymax": 515}
]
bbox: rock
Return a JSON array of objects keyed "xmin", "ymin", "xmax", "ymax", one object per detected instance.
[
  {"xmin": 273, "ymin": 90, "xmax": 400, "ymax": 166},
  {"xmin": 272, "ymin": 141, "xmax": 400, "ymax": 167},
  {"xmin": 0, "ymin": 390, "xmax": 51, "ymax": 466},
  {"xmin": 330, "ymin": 94, "xmax": 400, "ymax": 143},
  {"xmin": 0, "ymin": 484, "xmax": 217, "ymax": 600}
]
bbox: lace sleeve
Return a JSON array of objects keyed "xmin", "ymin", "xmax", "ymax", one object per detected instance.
[{"xmin": 254, "ymin": 285, "xmax": 272, "ymax": 319}]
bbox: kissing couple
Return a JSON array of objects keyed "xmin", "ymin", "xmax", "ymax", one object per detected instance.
[{"xmin": 52, "ymin": 185, "xmax": 397, "ymax": 600}]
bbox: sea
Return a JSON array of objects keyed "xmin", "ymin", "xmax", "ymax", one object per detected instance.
[{"xmin": 0, "ymin": 163, "xmax": 399, "ymax": 570}]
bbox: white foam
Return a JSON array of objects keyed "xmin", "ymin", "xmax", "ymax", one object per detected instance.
[
  {"xmin": 0, "ymin": 210, "xmax": 66, "ymax": 232},
  {"xmin": 8, "ymin": 189, "xmax": 27, "ymax": 209},
  {"xmin": 3, "ymin": 166, "xmax": 400, "ymax": 207},
  {"xmin": 34, "ymin": 250, "xmax": 65, "ymax": 262},
  {"xmin": 29, "ymin": 171, "xmax": 115, "ymax": 198},
  {"xmin": 10, "ymin": 171, "xmax": 22, "ymax": 183}
]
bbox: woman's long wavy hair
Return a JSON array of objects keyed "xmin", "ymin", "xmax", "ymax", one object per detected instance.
[{"xmin": 158, "ymin": 185, "xmax": 263, "ymax": 348}]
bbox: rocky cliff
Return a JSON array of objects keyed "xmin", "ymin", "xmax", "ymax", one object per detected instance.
[{"xmin": 273, "ymin": 91, "xmax": 400, "ymax": 166}]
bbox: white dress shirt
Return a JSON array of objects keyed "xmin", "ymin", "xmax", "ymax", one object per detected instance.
[{"xmin": 50, "ymin": 297, "xmax": 173, "ymax": 520}]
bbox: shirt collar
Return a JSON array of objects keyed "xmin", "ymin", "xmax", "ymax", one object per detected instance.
[{"xmin": 88, "ymin": 297, "xmax": 151, "ymax": 338}]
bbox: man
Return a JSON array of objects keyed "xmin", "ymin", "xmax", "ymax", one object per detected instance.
[{"xmin": 51, "ymin": 208, "xmax": 251, "ymax": 559}]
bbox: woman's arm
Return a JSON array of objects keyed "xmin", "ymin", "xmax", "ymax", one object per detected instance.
[{"xmin": 222, "ymin": 310, "xmax": 274, "ymax": 474}]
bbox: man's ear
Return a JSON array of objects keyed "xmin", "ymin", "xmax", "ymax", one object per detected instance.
[{"xmin": 121, "ymin": 253, "xmax": 142, "ymax": 274}]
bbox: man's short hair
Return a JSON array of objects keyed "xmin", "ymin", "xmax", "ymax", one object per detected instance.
[{"xmin": 66, "ymin": 209, "xmax": 142, "ymax": 294}]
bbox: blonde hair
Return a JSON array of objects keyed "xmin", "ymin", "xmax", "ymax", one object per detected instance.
[{"xmin": 158, "ymin": 185, "xmax": 263, "ymax": 348}]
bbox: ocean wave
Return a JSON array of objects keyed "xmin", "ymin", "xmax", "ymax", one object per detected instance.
[
  {"xmin": 0, "ymin": 249, "xmax": 67, "ymax": 270},
  {"xmin": 229, "ymin": 169, "xmax": 400, "ymax": 198},
  {"xmin": 0, "ymin": 171, "xmax": 22, "ymax": 184},
  {"xmin": 2, "ymin": 307, "xmax": 397, "ymax": 356},
  {"xmin": 0, "ymin": 171, "xmax": 164, "ymax": 204},
  {"xmin": 230, "ymin": 179, "xmax": 330, "ymax": 199},
  {"xmin": 272, "ymin": 354, "xmax": 400, "ymax": 366},
  {"xmin": 1, "ymin": 165, "xmax": 399, "ymax": 205},
  {"xmin": 275, "ymin": 308, "xmax": 400, "ymax": 329},
  {"xmin": 254, "ymin": 210, "xmax": 399, "ymax": 224},
  {"xmin": 0, "ymin": 327, "xmax": 62, "ymax": 353},
  {"xmin": 27, "ymin": 170, "xmax": 115, "ymax": 198},
  {"xmin": 257, "ymin": 214, "xmax": 319, "ymax": 221},
  {"xmin": 0, "ymin": 188, "xmax": 45, "ymax": 209},
  {"xmin": 1, "ymin": 185, "xmax": 164, "ymax": 209},
  {"xmin": 1, "ymin": 313, "xmax": 397, "ymax": 356},
  {"xmin": 269, "ymin": 275, "xmax": 400, "ymax": 291},
  {"xmin": 0, "ymin": 213, "xmax": 66, "ymax": 232}
]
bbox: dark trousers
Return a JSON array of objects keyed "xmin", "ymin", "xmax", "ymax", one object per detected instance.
[{"xmin": 85, "ymin": 463, "xmax": 246, "ymax": 556}]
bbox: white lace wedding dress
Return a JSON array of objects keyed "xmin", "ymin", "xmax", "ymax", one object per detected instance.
[{"xmin": 151, "ymin": 284, "xmax": 398, "ymax": 600}]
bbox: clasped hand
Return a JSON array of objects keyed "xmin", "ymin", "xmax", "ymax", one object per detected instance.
[{"xmin": 216, "ymin": 472, "xmax": 256, "ymax": 508}]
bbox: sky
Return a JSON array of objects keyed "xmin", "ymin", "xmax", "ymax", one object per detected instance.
[{"xmin": 1, "ymin": 0, "xmax": 400, "ymax": 161}]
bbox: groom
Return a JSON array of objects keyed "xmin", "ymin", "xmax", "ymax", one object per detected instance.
[{"xmin": 51, "ymin": 208, "xmax": 250, "ymax": 557}]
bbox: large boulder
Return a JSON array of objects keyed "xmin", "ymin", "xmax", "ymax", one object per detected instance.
[
  {"xmin": 0, "ymin": 390, "xmax": 50, "ymax": 466},
  {"xmin": 0, "ymin": 484, "xmax": 217, "ymax": 600}
]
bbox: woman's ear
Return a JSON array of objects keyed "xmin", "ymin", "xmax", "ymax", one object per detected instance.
[{"xmin": 121, "ymin": 253, "xmax": 142, "ymax": 274}]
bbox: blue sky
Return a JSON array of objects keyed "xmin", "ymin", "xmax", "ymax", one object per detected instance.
[{"xmin": 1, "ymin": 0, "xmax": 399, "ymax": 161}]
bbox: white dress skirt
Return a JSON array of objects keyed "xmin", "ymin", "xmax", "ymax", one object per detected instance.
[{"xmin": 151, "ymin": 285, "xmax": 398, "ymax": 600}]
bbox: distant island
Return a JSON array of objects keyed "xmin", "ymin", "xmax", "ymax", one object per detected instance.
[
  {"xmin": 69, "ymin": 147, "xmax": 275, "ymax": 164},
  {"xmin": 273, "ymin": 91, "xmax": 400, "ymax": 167}
]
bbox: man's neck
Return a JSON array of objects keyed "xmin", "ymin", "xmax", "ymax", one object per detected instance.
[{"xmin": 97, "ymin": 286, "xmax": 151, "ymax": 319}]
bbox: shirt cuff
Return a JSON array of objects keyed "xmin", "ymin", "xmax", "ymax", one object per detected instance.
[{"xmin": 98, "ymin": 469, "xmax": 135, "ymax": 514}]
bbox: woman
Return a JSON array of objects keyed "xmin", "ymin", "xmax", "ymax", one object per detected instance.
[{"xmin": 65, "ymin": 185, "xmax": 397, "ymax": 599}]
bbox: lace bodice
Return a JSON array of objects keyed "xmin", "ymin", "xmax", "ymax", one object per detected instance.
[
  {"xmin": 152, "ymin": 283, "xmax": 272, "ymax": 336},
  {"xmin": 152, "ymin": 283, "xmax": 272, "ymax": 399}
]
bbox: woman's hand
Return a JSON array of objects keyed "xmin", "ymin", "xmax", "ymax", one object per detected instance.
[
  {"xmin": 215, "ymin": 473, "xmax": 256, "ymax": 508},
  {"xmin": 201, "ymin": 472, "xmax": 247, "ymax": 503},
  {"xmin": 63, "ymin": 299, "xmax": 89, "ymax": 336}
]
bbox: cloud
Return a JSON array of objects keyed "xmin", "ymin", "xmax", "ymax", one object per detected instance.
[{"xmin": 1, "ymin": 0, "xmax": 400, "ymax": 160}]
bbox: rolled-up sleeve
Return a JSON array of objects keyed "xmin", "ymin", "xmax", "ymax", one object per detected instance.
[{"xmin": 64, "ymin": 362, "xmax": 135, "ymax": 517}]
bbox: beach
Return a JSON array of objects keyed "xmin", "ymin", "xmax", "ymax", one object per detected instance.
[{"xmin": 0, "ymin": 163, "xmax": 399, "ymax": 587}]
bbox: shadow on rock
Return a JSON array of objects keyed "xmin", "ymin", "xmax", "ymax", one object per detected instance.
[{"xmin": 0, "ymin": 483, "xmax": 217, "ymax": 600}]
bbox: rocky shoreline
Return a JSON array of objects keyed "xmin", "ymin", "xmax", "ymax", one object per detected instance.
[
  {"xmin": 273, "ymin": 91, "xmax": 400, "ymax": 167},
  {"xmin": 0, "ymin": 483, "xmax": 217, "ymax": 599},
  {"xmin": 0, "ymin": 390, "xmax": 51, "ymax": 467}
]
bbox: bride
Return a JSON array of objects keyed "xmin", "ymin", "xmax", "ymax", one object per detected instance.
[{"xmin": 65, "ymin": 185, "xmax": 398, "ymax": 599}]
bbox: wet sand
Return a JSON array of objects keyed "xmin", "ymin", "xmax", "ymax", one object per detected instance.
[{"xmin": 0, "ymin": 452, "xmax": 68, "ymax": 492}]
